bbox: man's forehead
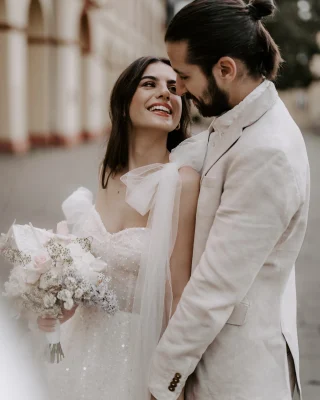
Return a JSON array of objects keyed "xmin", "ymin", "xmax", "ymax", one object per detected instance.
[{"xmin": 166, "ymin": 41, "xmax": 189, "ymax": 62}]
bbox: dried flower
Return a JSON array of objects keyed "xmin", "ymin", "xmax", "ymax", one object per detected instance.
[
  {"xmin": 43, "ymin": 293, "xmax": 56, "ymax": 308},
  {"xmin": 74, "ymin": 288, "xmax": 84, "ymax": 299},
  {"xmin": 57, "ymin": 289, "xmax": 73, "ymax": 302}
]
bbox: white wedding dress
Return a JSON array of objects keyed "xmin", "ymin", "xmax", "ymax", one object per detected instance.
[
  {"xmin": 45, "ymin": 188, "xmax": 150, "ymax": 399},
  {"xmin": 44, "ymin": 131, "xmax": 209, "ymax": 400}
]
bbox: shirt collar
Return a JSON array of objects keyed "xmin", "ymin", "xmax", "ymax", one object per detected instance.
[{"xmin": 208, "ymin": 80, "xmax": 278, "ymax": 134}]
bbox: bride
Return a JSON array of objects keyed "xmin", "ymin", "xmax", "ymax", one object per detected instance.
[{"xmin": 38, "ymin": 56, "xmax": 208, "ymax": 400}]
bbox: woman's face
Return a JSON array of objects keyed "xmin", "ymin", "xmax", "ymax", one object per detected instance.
[{"xmin": 129, "ymin": 62, "xmax": 182, "ymax": 134}]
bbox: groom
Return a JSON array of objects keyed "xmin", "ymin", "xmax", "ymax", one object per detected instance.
[{"xmin": 149, "ymin": 1, "xmax": 309, "ymax": 399}]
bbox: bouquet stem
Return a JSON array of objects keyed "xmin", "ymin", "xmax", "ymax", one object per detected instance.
[{"xmin": 45, "ymin": 322, "xmax": 64, "ymax": 364}]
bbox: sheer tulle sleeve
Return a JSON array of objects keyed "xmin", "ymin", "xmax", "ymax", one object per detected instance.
[{"xmin": 61, "ymin": 187, "xmax": 94, "ymax": 235}]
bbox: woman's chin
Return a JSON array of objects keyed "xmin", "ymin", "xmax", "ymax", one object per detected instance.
[{"xmin": 141, "ymin": 120, "xmax": 176, "ymax": 133}]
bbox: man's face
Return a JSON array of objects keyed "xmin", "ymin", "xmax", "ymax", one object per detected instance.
[{"xmin": 166, "ymin": 41, "xmax": 231, "ymax": 117}]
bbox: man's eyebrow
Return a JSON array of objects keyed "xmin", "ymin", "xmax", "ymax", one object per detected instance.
[{"xmin": 173, "ymin": 68, "xmax": 186, "ymax": 76}]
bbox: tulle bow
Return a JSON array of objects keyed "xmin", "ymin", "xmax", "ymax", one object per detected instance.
[{"xmin": 121, "ymin": 163, "xmax": 178, "ymax": 216}]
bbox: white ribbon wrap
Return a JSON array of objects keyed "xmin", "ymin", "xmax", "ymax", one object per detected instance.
[{"xmin": 45, "ymin": 322, "xmax": 61, "ymax": 345}]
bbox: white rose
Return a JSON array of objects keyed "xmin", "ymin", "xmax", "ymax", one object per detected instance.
[
  {"xmin": 90, "ymin": 258, "xmax": 108, "ymax": 272},
  {"xmin": 74, "ymin": 288, "xmax": 84, "ymax": 299},
  {"xmin": 67, "ymin": 243, "xmax": 84, "ymax": 258},
  {"xmin": 64, "ymin": 298, "xmax": 74, "ymax": 310},
  {"xmin": 43, "ymin": 293, "xmax": 56, "ymax": 308},
  {"xmin": 39, "ymin": 271, "xmax": 59, "ymax": 290},
  {"xmin": 64, "ymin": 276, "xmax": 77, "ymax": 290},
  {"xmin": 82, "ymin": 252, "xmax": 95, "ymax": 264},
  {"xmin": 57, "ymin": 289, "xmax": 72, "ymax": 302}
]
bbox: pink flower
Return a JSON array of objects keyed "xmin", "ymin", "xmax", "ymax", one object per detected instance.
[
  {"xmin": 56, "ymin": 221, "xmax": 69, "ymax": 236},
  {"xmin": 24, "ymin": 252, "xmax": 52, "ymax": 284},
  {"xmin": 34, "ymin": 254, "xmax": 49, "ymax": 268}
]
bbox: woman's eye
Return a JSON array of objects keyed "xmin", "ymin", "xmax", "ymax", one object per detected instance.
[
  {"xmin": 180, "ymin": 76, "xmax": 188, "ymax": 81},
  {"xmin": 143, "ymin": 81, "xmax": 155, "ymax": 87},
  {"xmin": 169, "ymin": 86, "xmax": 177, "ymax": 94}
]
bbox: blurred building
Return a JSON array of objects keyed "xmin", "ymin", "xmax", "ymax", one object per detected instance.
[
  {"xmin": 166, "ymin": 0, "xmax": 191, "ymax": 23},
  {"xmin": 279, "ymin": 82, "xmax": 320, "ymax": 132},
  {"xmin": 280, "ymin": 45, "xmax": 320, "ymax": 132},
  {"xmin": 0, "ymin": 0, "xmax": 167, "ymax": 154}
]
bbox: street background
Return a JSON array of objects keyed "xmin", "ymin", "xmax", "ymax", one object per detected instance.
[{"xmin": 1, "ymin": 1, "xmax": 320, "ymax": 399}]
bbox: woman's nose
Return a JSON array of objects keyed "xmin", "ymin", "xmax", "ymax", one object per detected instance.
[{"xmin": 157, "ymin": 85, "xmax": 170, "ymax": 100}]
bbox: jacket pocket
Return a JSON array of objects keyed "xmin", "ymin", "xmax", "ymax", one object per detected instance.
[{"xmin": 226, "ymin": 301, "xmax": 250, "ymax": 326}]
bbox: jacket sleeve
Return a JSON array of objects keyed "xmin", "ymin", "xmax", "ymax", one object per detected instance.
[{"xmin": 148, "ymin": 147, "xmax": 301, "ymax": 400}]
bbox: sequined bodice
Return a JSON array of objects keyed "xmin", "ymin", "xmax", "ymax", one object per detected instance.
[{"xmin": 73, "ymin": 206, "xmax": 150, "ymax": 312}]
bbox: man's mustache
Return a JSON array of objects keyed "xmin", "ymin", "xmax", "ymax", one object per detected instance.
[{"xmin": 185, "ymin": 92, "xmax": 195, "ymax": 100}]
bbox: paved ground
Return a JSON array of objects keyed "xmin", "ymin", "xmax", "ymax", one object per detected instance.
[{"xmin": 0, "ymin": 128, "xmax": 319, "ymax": 399}]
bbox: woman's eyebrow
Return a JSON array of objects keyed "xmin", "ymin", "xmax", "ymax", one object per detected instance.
[{"xmin": 141, "ymin": 76, "xmax": 176, "ymax": 84}]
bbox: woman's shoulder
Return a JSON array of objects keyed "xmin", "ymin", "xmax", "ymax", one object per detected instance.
[{"xmin": 178, "ymin": 166, "xmax": 200, "ymax": 192}]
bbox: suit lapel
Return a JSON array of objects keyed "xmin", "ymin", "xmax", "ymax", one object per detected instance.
[
  {"xmin": 202, "ymin": 126, "xmax": 242, "ymax": 179},
  {"xmin": 201, "ymin": 81, "xmax": 279, "ymax": 180}
]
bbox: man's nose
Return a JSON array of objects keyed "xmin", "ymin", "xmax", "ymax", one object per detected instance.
[{"xmin": 176, "ymin": 76, "xmax": 187, "ymax": 96}]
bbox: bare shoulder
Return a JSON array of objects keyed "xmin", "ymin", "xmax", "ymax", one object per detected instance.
[
  {"xmin": 177, "ymin": 167, "xmax": 200, "ymax": 224},
  {"xmin": 179, "ymin": 166, "xmax": 201, "ymax": 191}
]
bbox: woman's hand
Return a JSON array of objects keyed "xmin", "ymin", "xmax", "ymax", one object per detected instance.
[{"xmin": 37, "ymin": 305, "xmax": 78, "ymax": 332}]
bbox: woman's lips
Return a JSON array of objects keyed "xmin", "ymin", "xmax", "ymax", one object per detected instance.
[{"xmin": 151, "ymin": 110, "xmax": 171, "ymax": 118}]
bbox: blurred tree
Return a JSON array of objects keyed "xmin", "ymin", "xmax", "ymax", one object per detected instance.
[{"xmin": 266, "ymin": 0, "xmax": 320, "ymax": 89}]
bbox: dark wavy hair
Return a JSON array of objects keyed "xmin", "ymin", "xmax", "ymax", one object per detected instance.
[
  {"xmin": 101, "ymin": 56, "xmax": 191, "ymax": 189},
  {"xmin": 165, "ymin": 0, "xmax": 283, "ymax": 80}
]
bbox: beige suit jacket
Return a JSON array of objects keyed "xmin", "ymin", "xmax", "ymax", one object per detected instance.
[{"xmin": 149, "ymin": 81, "xmax": 310, "ymax": 400}]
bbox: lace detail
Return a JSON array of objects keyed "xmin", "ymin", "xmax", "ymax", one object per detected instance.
[
  {"xmin": 63, "ymin": 191, "xmax": 150, "ymax": 313},
  {"xmin": 45, "ymin": 188, "xmax": 150, "ymax": 400}
]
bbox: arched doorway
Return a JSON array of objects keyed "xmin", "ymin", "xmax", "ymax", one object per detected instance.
[{"xmin": 27, "ymin": 0, "xmax": 50, "ymax": 146}]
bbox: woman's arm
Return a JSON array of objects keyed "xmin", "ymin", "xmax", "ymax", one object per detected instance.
[
  {"xmin": 156, "ymin": 167, "xmax": 199, "ymax": 400},
  {"xmin": 170, "ymin": 166, "xmax": 200, "ymax": 317}
]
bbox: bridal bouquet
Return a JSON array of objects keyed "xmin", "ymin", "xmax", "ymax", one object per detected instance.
[{"xmin": 0, "ymin": 222, "xmax": 118, "ymax": 363}]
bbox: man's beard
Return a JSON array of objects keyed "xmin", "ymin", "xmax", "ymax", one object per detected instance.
[{"xmin": 187, "ymin": 76, "xmax": 231, "ymax": 118}]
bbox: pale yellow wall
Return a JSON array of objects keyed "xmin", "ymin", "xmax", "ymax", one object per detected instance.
[
  {"xmin": 0, "ymin": 0, "xmax": 168, "ymax": 151},
  {"xmin": 27, "ymin": 0, "xmax": 50, "ymax": 137}
]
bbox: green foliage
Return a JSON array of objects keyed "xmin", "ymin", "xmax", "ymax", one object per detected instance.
[{"xmin": 265, "ymin": 0, "xmax": 320, "ymax": 89}]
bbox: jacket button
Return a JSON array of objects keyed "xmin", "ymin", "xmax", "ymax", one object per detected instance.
[
  {"xmin": 175, "ymin": 373, "xmax": 182, "ymax": 379},
  {"xmin": 172, "ymin": 377, "xmax": 179, "ymax": 383},
  {"xmin": 168, "ymin": 386, "xmax": 175, "ymax": 392}
]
